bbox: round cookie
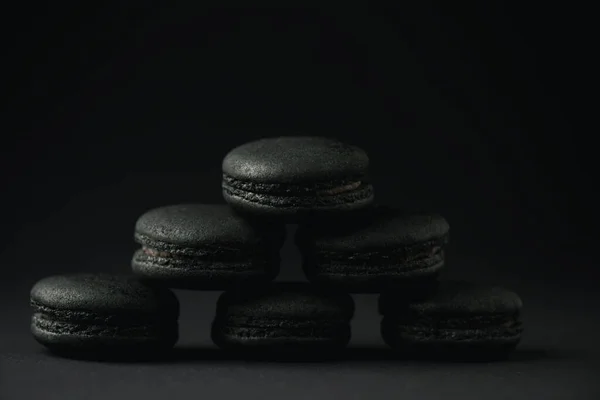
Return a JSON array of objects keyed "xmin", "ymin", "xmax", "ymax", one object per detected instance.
[
  {"xmin": 212, "ymin": 282, "xmax": 355, "ymax": 355},
  {"xmin": 380, "ymin": 280, "xmax": 524, "ymax": 360},
  {"xmin": 296, "ymin": 206, "xmax": 449, "ymax": 293},
  {"xmin": 222, "ymin": 136, "xmax": 374, "ymax": 220},
  {"xmin": 30, "ymin": 273, "xmax": 179, "ymax": 358},
  {"xmin": 132, "ymin": 204, "xmax": 285, "ymax": 290}
]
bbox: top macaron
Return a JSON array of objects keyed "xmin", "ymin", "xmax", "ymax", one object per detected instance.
[{"xmin": 222, "ymin": 137, "xmax": 374, "ymax": 219}]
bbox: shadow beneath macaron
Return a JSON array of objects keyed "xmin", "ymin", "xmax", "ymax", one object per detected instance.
[
  {"xmin": 334, "ymin": 346, "xmax": 556, "ymax": 364},
  {"xmin": 41, "ymin": 345, "xmax": 561, "ymax": 365},
  {"xmin": 175, "ymin": 345, "xmax": 565, "ymax": 364},
  {"xmin": 382, "ymin": 348, "xmax": 546, "ymax": 364},
  {"xmin": 41, "ymin": 347, "xmax": 181, "ymax": 364},
  {"xmin": 506, "ymin": 347, "xmax": 571, "ymax": 362},
  {"xmin": 169, "ymin": 346, "xmax": 351, "ymax": 364}
]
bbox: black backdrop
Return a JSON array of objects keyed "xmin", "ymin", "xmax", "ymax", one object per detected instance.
[
  {"xmin": 3, "ymin": 5, "xmax": 594, "ymax": 283},
  {"xmin": 1, "ymin": 5, "xmax": 598, "ymax": 399}
]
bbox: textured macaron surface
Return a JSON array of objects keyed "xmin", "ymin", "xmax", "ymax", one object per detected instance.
[
  {"xmin": 30, "ymin": 273, "xmax": 179, "ymax": 315},
  {"xmin": 296, "ymin": 208, "xmax": 449, "ymax": 286},
  {"xmin": 30, "ymin": 274, "xmax": 180, "ymax": 350},
  {"xmin": 221, "ymin": 137, "xmax": 374, "ymax": 215},
  {"xmin": 222, "ymin": 136, "xmax": 370, "ymax": 184},
  {"xmin": 134, "ymin": 203, "xmax": 283, "ymax": 249},
  {"xmin": 132, "ymin": 204, "xmax": 283, "ymax": 289},
  {"xmin": 399, "ymin": 280, "xmax": 523, "ymax": 317},
  {"xmin": 212, "ymin": 283, "xmax": 354, "ymax": 347},
  {"xmin": 379, "ymin": 282, "xmax": 524, "ymax": 355},
  {"xmin": 300, "ymin": 206, "xmax": 449, "ymax": 252},
  {"xmin": 216, "ymin": 283, "xmax": 355, "ymax": 320},
  {"xmin": 380, "ymin": 281, "xmax": 523, "ymax": 340}
]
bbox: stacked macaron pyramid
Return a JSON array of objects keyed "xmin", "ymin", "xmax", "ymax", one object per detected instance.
[{"xmin": 30, "ymin": 136, "xmax": 524, "ymax": 361}]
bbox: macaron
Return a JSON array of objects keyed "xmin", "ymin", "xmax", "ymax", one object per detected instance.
[
  {"xmin": 222, "ymin": 136, "xmax": 374, "ymax": 220},
  {"xmin": 132, "ymin": 204, "xmax": 285, "ymax": 290},
  {"xmin": 295, "ymin": 206, "xmax": 450, "ymax": 293},
  {"xmin": 211, "ymin": 282, "xmax": 355, "ymax": 356},
  {"xmin": 379, "ymin": 280, "xmax": 524, "ymax": 360},
  {"xmin": 30, "ymin": 273, "xmax": 179, "ymax": 358}
]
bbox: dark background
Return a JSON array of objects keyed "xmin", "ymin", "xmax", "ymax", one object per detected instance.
[{"xmin": 1, "ymin": 5, "xmax": 598, "ymax": 399}]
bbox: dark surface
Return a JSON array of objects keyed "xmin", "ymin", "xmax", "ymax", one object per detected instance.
[
  {"xmin": 2, "ymin": 228, "xmax": 599, "ymax": 399},
  {"xmin": 2, "ymin": 4, "xmax": 598, "ymax": 399}
]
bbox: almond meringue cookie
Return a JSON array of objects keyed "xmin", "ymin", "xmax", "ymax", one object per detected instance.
[
  {"xmin": 132, "ymin": 204, "xmax": 285, "ymax": 290},
  {"xmin": 221, "ymin": 136, "xmax": 374, "ymax": 221}
]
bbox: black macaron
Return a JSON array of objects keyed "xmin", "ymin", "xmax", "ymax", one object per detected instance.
[
  {"xmin": 379, "ymin": 280, "xmax": 524, "ymax": 360},
  {"xmin": 211, "ymin": 282, "xmax": 355, "ymax": 357},
  {"xmin": 132, "ymin": 204, "xmax": 285, "ymax": 290},
  {"xmin": 295, "ymin": 206, "xmax": 450, "ymax": 293},
  {"xmin": 222, "ymin": 137, "xmax": 374, "ymax": 220},
  {"xmin": 30, "ymin": 273, "xmax": 179, "ymax": 359}
]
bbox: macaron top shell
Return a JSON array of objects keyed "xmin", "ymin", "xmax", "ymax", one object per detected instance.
[
  {"xmin": 135, "ymin": 204, "xmax": 283, "ymax": 248},
  {"xmin": 30, "ymin": 273, "xmax": 179, "ymax": 315},
  {"xmin": 222, "ymin": 136, "xmax": 370, "ymax": 184},
  {"xmin": 388, "ymin": 281, "xmax": 523, "ymax": 316},
  {"xmin": 301, "ymin": 206, "xmax": 449, "ymax": 251},
  {"xmin": 217, "ymin": 282, "xmax": 355, "ymax": 320}
]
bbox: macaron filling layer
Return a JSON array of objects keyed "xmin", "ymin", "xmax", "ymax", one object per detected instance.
[
  {"xmin": 133, "ymin": 250, "xmax": 271, "ymax": 273},
  {"xmin": 223, "ymin": 174, "xmax": 366, "ymax": 196},
  {"xmin": 312, "ymin": 237, "xmax": 447, "ymax": 273},
  {"xmin": 31, "ymin": 302, "xmax": 177, "ymax": 339},
  {"xmin": 222, "ymin": 174, "xmax": 374, "ymax": 207},
  {"xmin": 134, "ymin": 234, "xmax": 257, "ymax": 260},
  {"xmin": 383, "ymin": 314, "xmax": 523, "ymax": 341},
  {"xmin": 391, "ymin": 312, "xmax": 522, "ymax": 329},
  {"xmin": 384, "ymin": 322, "xmax": 523, "ymax": 341},
  {"xmin": 136, "ymin": 246, "xmax": 250, "ymax": 263},
  {"xmin": 33, "ymin": 315, "xmax": 175, "ymax": 338},
  {"xmin": 318, "ymin": 181, "xmax": 362, "ymax": 195},
  {"xmin": 215, "ymin": 316, "xmax": 350, "ymax": 339},
  {"xmin": 133, "ymin": 233, "xmax": 276, "ymax": 272}
]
